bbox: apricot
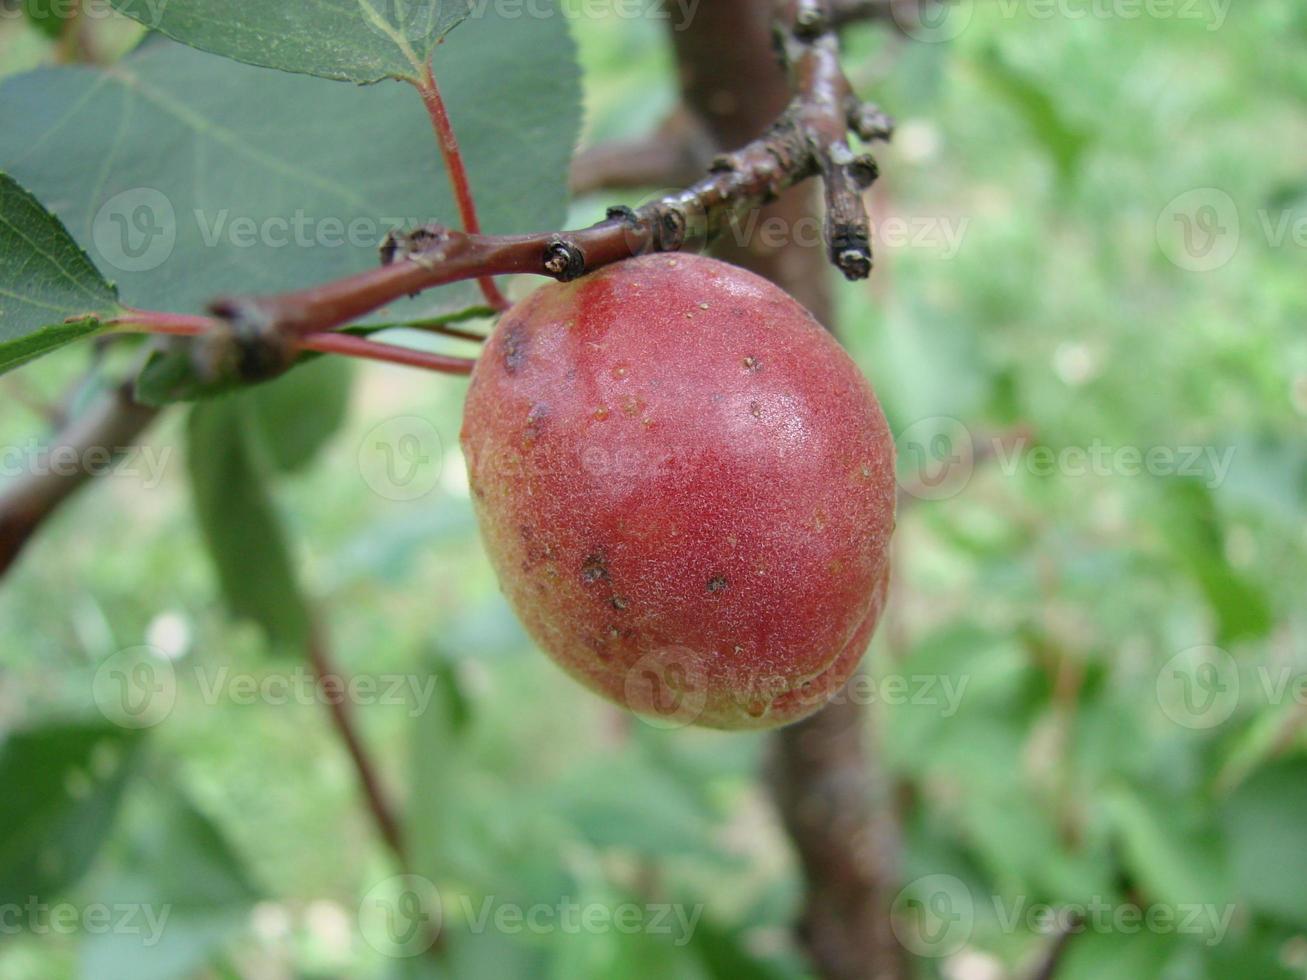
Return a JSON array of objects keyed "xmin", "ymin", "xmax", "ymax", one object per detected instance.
[{"xmin": 460, "ymin": 253, "xmax": 896, "ymax": 730}]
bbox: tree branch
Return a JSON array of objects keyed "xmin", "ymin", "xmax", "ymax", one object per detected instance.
[
  {"xmin": 197, "ymin": 0, "xmax": 890, "ymax": 362},
  {"xmin": 0, "ymin": 373, "xmax": 159, "ymax": 576},
  {"xmin": 305, "ymin": 621, "xmax": 409, "ymax": 864},
  {"xmin": 569, "ymin": 110, "xmax": 711, "ymax": 195}
]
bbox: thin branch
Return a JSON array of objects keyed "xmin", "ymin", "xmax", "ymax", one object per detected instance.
[
  {"xmin": 203, "ymin": 0, "xmax": 891, "ymax": 348},
  {"xmin": 0, "ymin": 373, "xmax": 158, "ymax": 576},
  {"xmin": 415, "ymin": 61, "xmax": 509, "ymax": 313},
  {"xmin": 569, "ymin": 110, "xmax": 710, "ymax": 196},
  {"xmin": 110, "ymin": 309, "xmax": 477, "ymax": 376},
  {"xmin": 305, "ymin": 621, "xmax": 409, "ymax": 863}
]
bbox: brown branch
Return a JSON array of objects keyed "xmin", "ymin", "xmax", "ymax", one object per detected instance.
[
  {"xmin": 569, "ymin": 110, "xmax": 711, "ymax": 195},
  {"xmin": 305, "ymin": 621, "xmax": 409, "ymax": 864},
  {"xmin": 664, "ymin": 2, "xmax": 907, "ymax": 977},
  {"xmin": 112, "ymin": 310, "xmax": 477, "ymax": 376},
  {"xmin": 0, "ymin": 373, "xmax": 159, "ymax": 576},
  {"xmin": 199, "ymin": 0, "xmax": 891, "ymax": 361}
]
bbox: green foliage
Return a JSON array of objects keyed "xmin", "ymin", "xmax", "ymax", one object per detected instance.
[
  {"xmin": 2, "ymin": 3, "xmax": 1306, "ymax": 980},
  {"xmin": 0, "ymin": 174, "xmax": 120, "ymax": 376},
  {"xmin": 185, "ymin": 394, "xmax": 312, "ymax": 650},
  {"xmin": 0, "ymin": 7, "xmax": 580, "ymax": 336},
  {"xmin": 0, "ymin": 722, "xmax": 142, "ymax": 915},
  {"xmin": 109, "ymin": 0, "xmax": 471, "ymax": 83}
]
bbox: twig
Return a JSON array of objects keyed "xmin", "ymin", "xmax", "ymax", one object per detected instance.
[
  {"xmin": 0, "ymin": 374, "xmax": 158, "ymax": 576},
  {"xmin": 569, "ymin": 110, "xmax": 710, "ymax": 195},
  {"xmin": 305, "ymin": 621, "xmax": 409, "ymax": 863},
  {"xmin": 110, "ymin": 310, "xmax": 477, "ymax": 376},
  {"xmin": 415, "ymin": 61, "xmax": 509, "ymax": 313},
  {"xmin": 202, "ymin": 0, "xmax": 891, "ymax": 351}
]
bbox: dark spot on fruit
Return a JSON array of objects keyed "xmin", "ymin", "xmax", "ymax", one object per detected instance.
[
  {"xmin": 502, "ymin": 322, "xmax": 528, "ymax": 374},
  {"xmin": 742, "ymin": 356, "xmax": 760, "ymax": 372},
  {"xmin": 524, "ymin": 403, "xmax": 548, "ymax": 446},
  {"xmin": 581, "ymin": 552, "xmax": 610, "ymax": 585},
  {"xmin": 610, "ymin": 595, "xmax": 628, "ymax": 611},
  {"xmin": 749, "ymin": 401, "xmax": 762, "ymax": 419},
  {"xmin": 707, "ymin": 575, "xmax": 728, "ymax": 593}
]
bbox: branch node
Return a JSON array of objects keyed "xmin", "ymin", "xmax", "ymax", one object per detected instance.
[
  {"xmin": 605, "ymin": 205, "xmax": 639, "ymax": 225},
  {"xmin": 849, "ymin": 100, "xmax": 896, "ymax": 142},
  {"xmin": 203, "ymin": 299, "xmax": 296, "ymax": 382},
  {"xmin": 380, "ymin": 224, "xmax": 452, "ymax": 266},
  {"xmin": 544, "ymin": 238, "xmax": 586, "ymax": 281},
  {"xmin": 848, "ymin": 153, "xmax": 880, "ymax": 189}
]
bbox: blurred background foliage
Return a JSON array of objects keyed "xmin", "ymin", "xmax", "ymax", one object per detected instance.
[{"xmin": 2, "ymin": 1, "xmax": 1306, "ymax": 978}]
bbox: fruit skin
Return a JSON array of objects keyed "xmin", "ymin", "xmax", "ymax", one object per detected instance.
[{"xmin": 460, "ymin": 253, "xmax": 896, "ymax": 730}]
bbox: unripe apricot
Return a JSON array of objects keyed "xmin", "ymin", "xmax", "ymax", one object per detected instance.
[{"xmin": 461, "ymin": 253, "xmax": 895, "ymax": 730}]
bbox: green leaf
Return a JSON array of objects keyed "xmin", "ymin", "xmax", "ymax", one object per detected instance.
[
  {"xmin": 0, "ymin": 722, "xmax": 143, "ymax": 914},
  {"xmin": 246, "ymin": 356, "xmax": 353, "ymax": 472},
  {"xmin": 1104, "ymin": 786, "xmax": 1233, "ymax": 928},
  {"xmin": 186, "ymin": 395, "xmax": 312, "ymax": 650},
  {"xmin": 1158, "ymin": 479, "xmax": 1272, "ymax": 644},
  {"xmin": 24, "ymin": 0, "xmax": 72, "ymax": 40},
  {"xmin": 80, "ymin": 784, "xmax": 262, "ymax": 980},
  {"xmin": 976, "ymin": 45, "xmax": 1089, "ymax": 187},
  {"xmin": 109, "ymin": 0, "xmax": 471, "ymax": 83},
  {"xmin": 0, "ymin": 173, "xmax": 120, "ymax": 375},
  {"xmin": 0, "ymin": 17, "xmax": 580, "ymax": 320},
  {"xmin": 1221, "ymin": 760, "xmax": 1307, "ymax": 927}
]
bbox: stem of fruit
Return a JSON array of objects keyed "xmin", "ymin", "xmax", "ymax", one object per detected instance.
[
  {"xmin": 416, "ymin": 60, "xmax": 510, "ymax": 314},
  {"xmin": 110, "ymin": 309, "xmax": 476, "ymax": 376}
]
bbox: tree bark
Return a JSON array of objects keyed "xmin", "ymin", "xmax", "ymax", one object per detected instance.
[{"xmin": 667, "ymin": 5, "xmax": 909, "ymax": 978}]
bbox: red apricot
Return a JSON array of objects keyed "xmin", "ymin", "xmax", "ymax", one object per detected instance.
[{"xmin": 460, "ymin": 253, "xmax": 896, "ymax": 730}]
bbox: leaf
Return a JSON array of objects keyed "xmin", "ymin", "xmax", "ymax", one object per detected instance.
[
  {"xmin": 1157, "ymin": 479, "xmax": 1273, "ymax": 644},
  {"xmin": 0, "ymin": 722, "xmax": 143, "ymax": 914},
  {"xmin": 80, "ymin": 784, "xmax": 263, "ymax": 980},
  {"xmin": 246, "ymin": 356, "xmax": 353, "ymax": 472},
  {"xmin": 109, "ymin": 0, "xmax": 471, "ymax": 84},
  {"xmin": 0, "ymin": 17, "xmax": 580, "ymax": 320},
  {"xmin": 186, "ymin": 395, "xmax": 312, "ymax": 650},
  {"xmin": 1221, "ymin": 760, "xmax": 1307, "ymax": 927},
  {"xmin": 0, "ymin": 173, "xmax": 121, "ymax": 375},
  {"xmin": 24, "ymin": 0, "xmax": 72, "ymax": 40},
  {"xmin": 976, "ymin": 45, "xmax": 1089, "ymax": 187},
  {"xmin": 1104, "ymin": 786, "xmax": 1233, "ymax": 927}
]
